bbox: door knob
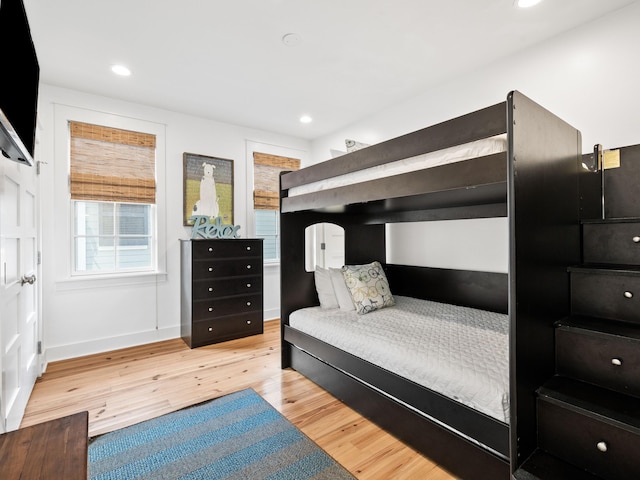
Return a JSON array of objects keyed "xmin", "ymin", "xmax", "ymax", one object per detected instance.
[{"xmin": 21, "ymin": 274, "xmax": 36, "ymax": 286}]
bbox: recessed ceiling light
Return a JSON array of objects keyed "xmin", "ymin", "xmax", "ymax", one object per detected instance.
[
  {"xmin": 111, "ymin": 64, "xmax": 131, "ymax": 76},
  {"xmin": 299, "ymin": 115, "xmax": 312, "ymax": 124},
  {"xmin": 282, "ymin": 33, "xmax": 302, "ymax": 47},
  {"xmin": 516, "ymin": 0, "xmax": 542, "ymax": 7}
]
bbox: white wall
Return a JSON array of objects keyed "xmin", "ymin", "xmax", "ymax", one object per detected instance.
[
  {"xmin": 38, "ymin": 85, "xmax": 309, "ymax": 363},
  {"xmin": 37, "ymin": 3, "xmax": 640, "ymax": 361},
  {"xmin": 310, "ymin": 2, "xmax": 640, "ymax": 274}
]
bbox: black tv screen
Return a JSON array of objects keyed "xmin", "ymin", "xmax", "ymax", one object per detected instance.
[{"xmin": 0, "ymin": 0, "xmax": 39, "ymax": 164}]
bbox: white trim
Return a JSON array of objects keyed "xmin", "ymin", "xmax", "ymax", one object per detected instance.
[
  {"xmin": 55, "ymin": 271, "xmax": 167, "ymax": 292},
  {"xmin": 53, "ymin": 104, "xmax": 167, "ymax": 286},
  {"xmin": 44, "ymin": 325, "xmax": 179, "ymax": 363},
  {"xmin": 263, "ymin": 309, "xmax": 280, "ymax": 321}
]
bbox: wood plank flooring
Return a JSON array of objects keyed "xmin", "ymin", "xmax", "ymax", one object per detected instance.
[{"xmin": 21, "ymin": 320, "xmax": 456, "ymax": 479}]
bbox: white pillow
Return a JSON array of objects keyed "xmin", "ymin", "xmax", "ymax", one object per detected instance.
[
  {"xmin": 329, "ymin": 267, "xmax": 355, "ymax": 311},
  {"xmin": 314, "ymin": 266, "xmax": 338, "ymax": 309}
]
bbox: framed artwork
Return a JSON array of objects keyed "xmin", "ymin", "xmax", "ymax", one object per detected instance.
[{"xmin": 183, "ymin": 153, "xmax": 234, "ymax": 226}]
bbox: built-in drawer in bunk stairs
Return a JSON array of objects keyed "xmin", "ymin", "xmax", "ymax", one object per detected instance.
[{"xmin": 515, "ymin": 144, "xmax": 640, "ymax": 479}]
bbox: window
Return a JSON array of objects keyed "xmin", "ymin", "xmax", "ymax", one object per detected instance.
[
  {"xmin": 255, "ymin": 209, "xmax": 279, "ymax": 260},
  {"xmin": 69, "ymin": 121, "xmax": 156, "ymax": 275},
  {"xmin": 74, "ymin": 201, "xmax": 152, "ymax": 272},
  {"xmin": 252, "ymin": 152, "xmax": 300, "ymax": 261}
]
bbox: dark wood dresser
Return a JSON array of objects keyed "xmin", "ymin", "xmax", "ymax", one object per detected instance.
[{"xmin": 180, "ymin": 238, "xmax": 264, "ymax": 348}]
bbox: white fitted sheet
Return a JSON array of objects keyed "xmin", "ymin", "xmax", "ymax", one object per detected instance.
[
  {"xmin": 289, "ymin": 295, "xmax": 509, "ymax": 423},
  {"xmin": 288, "ymin": 134, "xmax": 507, "ymax": 197}
]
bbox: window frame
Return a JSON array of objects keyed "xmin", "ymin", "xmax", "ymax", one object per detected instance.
[
  {"xmin": 53, "ymin": 104, "xmax": 167, "ymax": 287},
  {"xmin": 245, "ymin": 140, "xmax": 306, "ymax": 265}
]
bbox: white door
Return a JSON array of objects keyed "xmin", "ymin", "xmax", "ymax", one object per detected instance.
[
  {"xmin": 316, "ymin": 223, "xmax": 345, "ymax": 269},
  {"xmin": 0, "ymin": 156, "xmax": 40, "ymax": 433},
  {"xmin": 322, "ymin": 223, "xmax": 345, "ymax": 268}
]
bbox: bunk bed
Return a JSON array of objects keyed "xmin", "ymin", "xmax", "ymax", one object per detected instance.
[{"xmin": 279, "ymin": 91, "xmax": 582, "ymax": 479}]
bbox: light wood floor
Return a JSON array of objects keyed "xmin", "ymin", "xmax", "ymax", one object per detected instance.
[{"xmin": 22, "ymin": 320, "xmax": 456, "ymax": 479}]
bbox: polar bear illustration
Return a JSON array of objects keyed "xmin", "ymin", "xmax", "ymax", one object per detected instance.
[{"xmin": 191, "ymin": 162, "xmax": 219, "ymax": 218}]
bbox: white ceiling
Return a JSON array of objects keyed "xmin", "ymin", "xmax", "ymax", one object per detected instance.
[{"xmin": 24, "ymin": 0, "xmax": 637, "ymax": 140}]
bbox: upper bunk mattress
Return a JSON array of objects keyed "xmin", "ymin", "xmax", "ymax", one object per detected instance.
[
  {"xmin": 288, "ymin": 134, "xmax": 507, "ymax": 197},
  {"xmin": 289, "ymin": 295, "xmax": 509, "ymax": 423}
]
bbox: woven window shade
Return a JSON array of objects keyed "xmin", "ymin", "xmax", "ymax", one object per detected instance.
[
  {"xmin": 253, "ymin": 152, "xmax": 300, "ymax": 210},
  {"xmin": 70, "ymin": 121, "xmax": 156, "ymax": 204}
]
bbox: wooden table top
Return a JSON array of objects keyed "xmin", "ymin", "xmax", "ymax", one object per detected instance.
[{"xmin": 0, "ymin": 411, "xmax": 88, "ymax": 480}]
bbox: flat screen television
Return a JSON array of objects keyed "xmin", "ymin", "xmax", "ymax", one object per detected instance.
[{"xmin": 0, "ymin": 0, "xmax": 39, "ymax": 166}]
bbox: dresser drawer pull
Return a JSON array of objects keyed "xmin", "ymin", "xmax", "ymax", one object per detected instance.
[
  {"xmin": 208, "ymin": 247, "xmax": 213, "ymax": 252},
  {"xmin": 247, "ymin": 283, "xmax": 252, "ymax": 288},
  {"xmin": 634, "ymin": 236, "xmax": 640, "ymax": 243},
  {"xmin": 208, "ymin": 287, "xmax": 213, "ymax": 292},
  {"xmin": 624, "ymin": 291, "xmax": 634, "ymax": 299},
  {"xmin": 246, "ymin": 246, "xmax": 251, "ymax": 251},
  {"xmin": 208, "ymin": 327, "xmax": 213, "ymax": 332},
  {"xmin": 246, "ymin": 301, "xmax": 251, "ymax": 306},
  {"xmin": 208, "ymin": 307, "xmax": 213, "ymax": 312},
  {"xmin": 246, "ymin": 265, "xmax": 251, "ymax": 269},
  {"xmin": 247, "ymin": 320, "xmax": 252, "ymax": 325},
  {"xmin": 208, "ymin": 267, "xmax": 213, "ymax": 272},
  {"xmin": 596, "ymin": 441, "xmax": 608, "ymax": 453},
  {"xmin": 611, "ymin": 358, "xmax": 623, "ymax": 366}
]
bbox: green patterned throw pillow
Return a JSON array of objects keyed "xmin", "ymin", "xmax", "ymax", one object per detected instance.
[{"xmin": 341, "ymin": 261, "xmax": 395, "ymax": 315}]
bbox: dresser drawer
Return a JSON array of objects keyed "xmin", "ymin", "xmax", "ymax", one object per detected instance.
[
  {"xmin": 192, "ymin": 257, "xmax": 262, "ymax": 279},
  {"xmin": 583, "ymin": 222, "xmax": 640, "ymax": 265},
  {"xmin": 193, "ymin": 293, "xmax": 262, "ymax": 320},
  {"xmin": 192, "ymin": 276, "xmax": 262, "ymax": 300},
  {"xmin": 192, "ymin": 239, "xmax": 261, "ymax": 259},
  {"xmin": 556, "ymin": 326, "xmax": 640, "ymax": 397},
  {"xmin": 570, "ymin": 270, "xmax": 640, "ymax": 324},
  {"xmin": 537, "ymin": 398, "xmax": 640, "ymax": 479},
  {"xmin": 192, "ymin": 313, "xmax": 263, "ymax": 346}
]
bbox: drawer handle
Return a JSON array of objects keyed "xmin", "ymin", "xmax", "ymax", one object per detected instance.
[
  {"xmin": 208, "ymin": 307, "xmax": 213, "ymax": 312},
  {"xmin": 208, "ymin": 287, "xmax": 213, "ymax": 292},
  {"xmin": 634, "ymin": 236, "xmax": 640, "ymax": 243},
  {"xmin": 208, "ymin": 327, "xmax": 213, "ymax": 332},
  {"xmin": 611, "ymin": 358, "xmax": 623, "ymax": 366},
  {"xmin": 208, "ymin": 267, "xmax": 213, "ymax": 272},
  {"xmin": 247, "ymin": 283, "xmax": 252, "ymax": 288},
  {"xmin": 208, "ymin": 247, "xmax": 213, "ymax": 252},
  {"xmin": 596, "ymin": 441, "xmax": 608, "ymax": 453},
  {"xmin": 246, "ymin": 265, "xmax": 251, "ymax": 269},
  {"xmin": 246, "ymin": 301, "xmax": 251, "ymax": 306},
  {"xmin": 246, "ymin": 246, "xmax": 251, "ymax": 251},
  {"xmin": 624, "ymin": 291, "xmax": 633, "ymax": 299},
  {"xmin": 247, "ymin": 320, "xmax": 252, "ymax": 325}
]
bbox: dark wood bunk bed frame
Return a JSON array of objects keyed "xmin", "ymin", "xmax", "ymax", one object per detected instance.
[{"xmin": 279, "ymin": 91, "xmax": 582, "ymax": 479}]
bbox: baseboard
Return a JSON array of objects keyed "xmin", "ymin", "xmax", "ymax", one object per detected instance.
[
  {"xmin": 44, "ymin": 316, "xmax": 280, "ymax": 367},
  {"xmin": 44, "ymin": 326, "xmax": 181, "ymax": 364}
]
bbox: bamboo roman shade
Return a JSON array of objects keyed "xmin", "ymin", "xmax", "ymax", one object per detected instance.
[
  {"xmin": 70, "ymin": 121, "xmax": 156, "ymax": 204},
  {"xmin": 253, "ymin": 152, "xmax": 300, "ymax": 210}
]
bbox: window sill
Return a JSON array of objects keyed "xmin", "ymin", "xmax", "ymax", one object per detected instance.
[
  {"xmin": 263, "ymin": 260, "xmax": 280, "ymax": 268},
  {"xmin": 55, "ymin": 271, "xmax": 168, "ymax": 291}
]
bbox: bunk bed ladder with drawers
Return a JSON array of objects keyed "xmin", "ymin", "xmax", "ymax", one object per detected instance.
[{"xmin": 515, "ymin": 144, "xmax": 640, "ymax": 479}]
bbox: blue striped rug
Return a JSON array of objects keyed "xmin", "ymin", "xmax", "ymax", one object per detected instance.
[{"xmin": 88, "ymin": 389, "xmax": 355, "ymax": 480}]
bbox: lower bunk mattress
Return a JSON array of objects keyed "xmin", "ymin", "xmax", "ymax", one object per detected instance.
[{"xmin": 289, "ymin": 295, "xmax": 510, "ymax": 423}]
